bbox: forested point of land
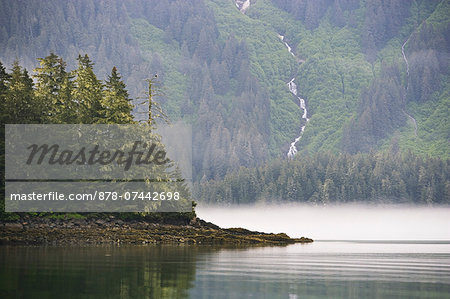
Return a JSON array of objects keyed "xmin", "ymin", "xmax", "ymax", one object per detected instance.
[
  {"xmin": 0, "ymin": 54, "xmax": 194, "ymax": 221},
  {"xmin": 1, "ymin": 0, "xmax": 448, "ymax": 183},
  {"xmin": 0, "ymin": 0, "xmax": 449, "ymax": 206}
]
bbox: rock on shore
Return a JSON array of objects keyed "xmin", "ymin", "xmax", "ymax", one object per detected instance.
[{"xmin": 0, "ymin": 217, "xmax": 313, "ymax": 245}]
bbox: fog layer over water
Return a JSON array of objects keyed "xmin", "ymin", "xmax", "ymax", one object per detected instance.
[{"xmin": 196, "ymin": 204, "xmax": 450, "ymax": 241}]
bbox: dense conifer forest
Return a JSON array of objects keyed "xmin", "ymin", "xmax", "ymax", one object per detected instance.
[
  {"xmin": 197, "ymin": 150, "xmax": 449, "ymax": 204},
  {"xmin": 0, "ymin": 0, "xmax": 448, "ymax": 204}
]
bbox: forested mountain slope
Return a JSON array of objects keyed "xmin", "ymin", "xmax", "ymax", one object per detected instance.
[{"xmin": 1, "ymin": 0, "xmax": 449, "ymax": 182}]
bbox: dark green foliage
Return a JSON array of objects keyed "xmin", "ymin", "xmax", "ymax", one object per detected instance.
[
  {"xmin": 407, "ymin": 49, "xmax": 443, "ymax": 103},
  {"xmin": 407, "ymin": 0, "xmax": 450, "ymax": 54},
  {"xmin": 1, "ymin": 0, "xmax": 449, "ymax": 180},
  {"xmin": 0, "ymin": 55, "xmax": 194, "ymax": 221},
  {"xmin": 189, "ymin": 36, "xmax": 271, "ymax": 180},
  {"xmin": 101, "ymin": 67, "xmax": 134, "ymax": 124},
  {"xmin": 33, "ymin": 52, "xmax": 76, "ymax": 123},
  {"xmin": 361, "ymin": 0, "xmax": 415, "ymax": 61},
  {"xmin": 3, "ymin": 61, "xmax": 42, "ymax": 124},
  {"xmin": 127, "ymin": 1, "xmax": 272, "ymax": 180},
  {"xmin": 342, "ymin": 65, "xmax": 406, "ymax": 153},
  {"xmin": 0, "ymin": 62, "xmax": 9, "ymax": 213},
  {"xmin": 271, "ymin": 0, "xmax": 335, "ymax": 30},
  {"xmin": 0, "ymin": 61, "xmax": 11, "ymax": 122},
  {"xmin": 197, "ymin": 150, "xmax": 450, "ymax": 204},
  {"xmin": 405, "ymin": 1, "xmax": 450, "ymax": 104},
  {"xmin": 0, "ymin": 0, "xmax": 147, "ymax": 99},
  {"xmin": 1, "ymin": 60, "xmax": 44, "ymax": 220},
  {"xmin": 72, "ymin": 54, "xmax": 104, "ymax": 123}
]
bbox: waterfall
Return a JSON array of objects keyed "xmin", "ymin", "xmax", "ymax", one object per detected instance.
[
  {"xmin": 402, "ymin": 39, "xmax": 410, "ymax": 78},
  {"xmin": 278, "ymin": 34, "xmax": 305, "ymax": 63},
  {"xmin": 278, "ymin": 35, "xmax": 309, "ymax": 158},
  {"xmin": 278, "ymin": 34, "xmax": 296, "ymax": 58},
  {"xmin": 287, "ymin": 78, "xmax": 309, "ymax": 157},
  {"xmin": 401, "ymin": 37, "xmax": 418, "ymax": 136},
  {"xmin": 235, "ymin": 0, "xmax": 250, "ymax": 13}
]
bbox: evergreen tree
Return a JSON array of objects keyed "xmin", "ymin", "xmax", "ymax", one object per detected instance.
[
  {"xmin": 3, "ymin": 61, "xmax": 41, "ymax": 124},
  {"xmin": 0, "ymin": 61, "xmax": 11, "ymax": 124},
  {"xmin": 72, "ymin": 54, "xmax": 104, "ymax": 123},
  {"xmin": 197, "ymin": 151, "xmax": 450, "ymax": 204},
  {"xmin": 33, "ymin": 52, "xmax": 75, "ymax": 123},
  {"xmin": 101, "ymin": 66, "xmax": 134, "ymax": 124},
  {"xmin": 0, "ymin": 61, "xmax": 7, "ymax": 214}
]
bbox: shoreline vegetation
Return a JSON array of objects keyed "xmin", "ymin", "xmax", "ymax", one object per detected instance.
[
  {"xmin": 0, "ymin": 53, "xmax": 312, "ymax": 247},
  {"xmin": 0, "ymin": 214, "xmax": 313, "ymax": 246}
]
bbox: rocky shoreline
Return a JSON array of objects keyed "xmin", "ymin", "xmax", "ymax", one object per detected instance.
[{"xmin": 0, "ymin": 216, "xmax": 313, "ymax": 245}]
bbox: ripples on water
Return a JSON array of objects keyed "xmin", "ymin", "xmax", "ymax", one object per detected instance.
[
  {"xmin": 191, "ymin": 241, "xmax": 450, "ymax": 298},
  {"xmin": 1, "ymin": 241, "xmax": 450, "ymax": 298},
  {"xmin": 1, "ymin": 204, "xmax": 449, "ymax": 298},
  {"xmin": 201, "ymin": 243, "xmax": 450, "ymax": 283}
]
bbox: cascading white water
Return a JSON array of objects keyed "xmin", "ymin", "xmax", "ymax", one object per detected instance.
[
  {"xmin": 278, "ymin": 34, "xmax": 296, "ymax": 58},
  {"xmin": 235, "ymin": 0, "xmax": 250, "ymax": 13},
  {"xmin": 402, "ymin": 39, "xmax": 410, "ymax": 78},
  {"xmin": 287, "ymin": 78, "xmax": 309, "ymax": 157},
  {"xmin": 402, "ymin": 36, "xmax": 418, "ymax": 136},
  {"xmin": 233, "ymin": 4, "xmax": 308, "ymax": 156},
  {"xmin": 278, "ymin": 35, "xmax": 309, "ymax": 158},
  {"xmin": 279, "ymin": 34, "xmax": 305, "ymax": 63}
]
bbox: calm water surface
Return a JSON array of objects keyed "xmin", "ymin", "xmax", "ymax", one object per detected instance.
[{"xmin": 1, "ymin": 241, "xmax": 450, "ymax": 298}]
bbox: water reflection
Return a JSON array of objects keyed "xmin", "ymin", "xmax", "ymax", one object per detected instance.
[
  {"xmin": 1, "ymin": 242, "xmax": 450, "ymax": 298},
  {"xmin": 0, "ymin": 245, "xmax": 200, "ymax": 299},
  {"xmin": 190, "ymin": 242, "xmax": 450, "ymax": 298}
]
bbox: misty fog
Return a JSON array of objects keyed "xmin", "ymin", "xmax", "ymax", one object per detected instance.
[{"xmin": 197, "ymin": 204, "xmax": 450, "ymax": 241}]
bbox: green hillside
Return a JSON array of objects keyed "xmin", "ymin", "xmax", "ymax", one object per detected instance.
[
  {"xmin": 0, "ymin": 0, "xmax": 448, "ymax": 181},
  {"xmin": 123, "ymin": 0, "xmax": 449, "ymax": 161}
]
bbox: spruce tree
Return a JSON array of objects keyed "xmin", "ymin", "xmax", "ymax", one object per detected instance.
[
  {"xmin": 72, "ymin": 54, "xmax": 103, "ymax": 123},
  {"xmin": 4, "ymin": 61, "xmax": 41, "ymax": 124},
  {"xmin": 0, "ymin": 62, "xmax": 11, "ymax": 205},
  {"xmin": 0, "ymin": 61, "xmax": 11, "ymax": 124},
  {"xmin": 101, "ymin": 66, "xmax": 134, "ymax": 124},
  {"xmin": 33, "ymin": 53, "xmax": 75, "ymax": 123}
]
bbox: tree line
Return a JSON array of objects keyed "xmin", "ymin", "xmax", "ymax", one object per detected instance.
[
  {"xmin": 0, "ymin": 53, "xmax": 134, "ymax": 125},
  {"xmin": 0, "ymin": 53, "xmax": 195, "ymax": 222},
  {"xmin": 196, "ymin": 150, "xmax": 449, "ymax": 204},
  {"xmin": 1, "ymin": 53, "xmax": 135, "ymax": 207},
  {"xmin": 1, "ymin": 0, "xmax": 448, "ymax": 182}
]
